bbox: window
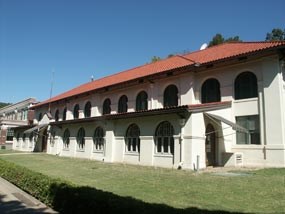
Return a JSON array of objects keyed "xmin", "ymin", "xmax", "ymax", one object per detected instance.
[
  {"xmin": 16, "ymin": 133, "xmax": 20, "ymax": 147},
  {"xmin": 201, "ymin": 78, "xmax": 221, "ymax": 103},
  {"xmin": 63, "ymin": 129, "xmax": 70, "ymax": 149},
  {"xmin": 29, "ymin": 132, "xmax": 33, "ymax": 142},
  {"xmin": 103, "ymin": 98, "xmax": 111, "ymax": 115},
  {"xmin": 77, "ymin": 127, "xmax": 85, "ymax": 150},
  {"xmin": 38, "ymin": 113, "xmax": 42, "ymax": 121},
  {"xmin": 136, "ymin": 91, "xmax": 148, "ymax": 111},
  {"xmin": 55, "ymin": 109, "xmax": 59, "ymax": 122},
  {"xmin": 6, "ymin": 128, "xmax": 14, "ymax": 141},
  {"xmin": 235, "ymin": 72, "xmax": 258, "ymax": 100},
  {"xmin": 73, "ymin": 104, "xmax": 80, "ymax": 119},
  {"xmin": 236, "ymin": 115, "xmax": 260, "ymax": 145},
  {"xmin": 93, "ymin": 127, "xmax": 105, "ymax": 151},
  {"xmin": 118, "ymin": 95, "xmax": 128, "ymax": 113},
  {"xmin": 155, "ymin": 121, "xmax": 174, "ymax": 155},
  {"xmin": 164, "ymin": 85, "xmax": 178, "ymax": 107},
  {"xmin": 22, "ymin": 133, "xmax": 26, "ymax": 142},
  {"xmin": 125, "ymin": 124, "xmax": 140, "ymax": 153},
  {"xmin": 63, "ymin": 108, "xmax": 67, "ymax": 121},
  {"xmin": 84, "ymin": 101, "xmax": 92, "ymax": 118}
]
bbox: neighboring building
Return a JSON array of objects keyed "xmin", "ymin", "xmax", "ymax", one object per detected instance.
[
  {"xmin": 13, "ymin": 41, "xmax": 285, "ymax": 169},
  {"xmin": 0, "ymin": 98, "xmax": 37, "ymax": 149}
]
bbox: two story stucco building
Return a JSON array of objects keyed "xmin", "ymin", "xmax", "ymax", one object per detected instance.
[{"xmin": 13, "ymin": 41, "xmax": 285, "ymax": 169}]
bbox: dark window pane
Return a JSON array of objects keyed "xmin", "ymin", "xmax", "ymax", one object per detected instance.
[
  {"xmin": 201, "ymin": 79, "xmax": 221, "ymax": 103},
  {"xmin": 164, "ymin": 85, "xmax": 178, "ymax": 107},
  {"xmin": 235, "ymin": 72, "xmax": 258, "ymax": 100}
]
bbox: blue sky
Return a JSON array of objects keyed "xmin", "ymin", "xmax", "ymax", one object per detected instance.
[{"xmin": 0, "ymin": 0, "xmax": 284, "ymax": 103}]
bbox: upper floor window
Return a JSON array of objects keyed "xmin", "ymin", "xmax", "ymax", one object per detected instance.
[
  {"xmin": 164, "ymin": 85, "xmax": 178, "ymax": 107},
  {"xmin": 103, "ymin": 98, "xmax": 111, "ymax": 115},
  {"xmin": 84, "ymin": 101, "xmax": 92, "ymax": 118},
  {"xmin": 201, "ymin": 78, "xmax": 221, "ymax": 103},
  {"xmin": 136, "ymin": 91, "xmax": 148, "ymax": 111},
  {"xmin": 73, "ymin": 104, "xmax": 80, "ymax": 119},
  {"xmin": 118, "ymin": 95, "xmax": 128, "ymax": 113},
  {"xmin": 93, "ymin": 126, "xmax": 105, "ymax": 152},
  {"xmin": 77, "ymin": 127, "xmax": 85, "ymax": 150},
  {"xmin": 155, "ymin": 121, "xmax": 174, "ymax": 155},
  {"xmin": 235, "ymin": 72, "xmax": 258, "ymax": 100},
  {"xmin": 55, "ymin": 109, "xmax": 59, "ymax": 122},
  {"xmin": 125, "ymin": 124, "xmax": 140, "ymax": 153},
  {"xmin": 63, "ymin": 108, "xmax": 67, "ymax": 121},
  {"xmin": 236, "ymin": 115, "xmax": 260, "ymax": 145},
  {"xmin": 63, "ymin": 128, "xmax": 70, "ymax": 149}
]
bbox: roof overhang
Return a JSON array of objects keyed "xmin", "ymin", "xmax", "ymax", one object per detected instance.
[{"xmin": 23, "ymin": 124, "xmax": 48, "ymax": 134}]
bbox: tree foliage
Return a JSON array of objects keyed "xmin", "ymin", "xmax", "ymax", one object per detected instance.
[
  {"xmin": 265, "ymin": 28, "xmax": 285, "ymax": 41},
  {"xmin": 151, "ymin": 56, "xmax": 161, "ymax": 63},
  {"xmin": 0, "ymin": 102, "xmax": 11, "ymax": 109},
  {"xmin": 208, "ymin": 33, "xmax": 242, "ymax": 47}
]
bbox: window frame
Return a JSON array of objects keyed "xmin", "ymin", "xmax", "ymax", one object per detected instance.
[
  {"xmin": 125, "ymin": 124, "xmax": 140, "ymax": 154},
  {"xmin": 73, "ymin": 104, "xmax": 80, "ymax": 119},
  {"xmin": 93, "ymin": 126, "xmax": 105, "ymax": 152},
  {"xmin": 118, "ymin": 95, "xmax": 128, "ymax": 113},
  {"xmin": 155, "ymin": 121, "xmax": 175, "ymax": 155},
  {"xmin": 236, "ymin": 115, "xmax": 260, "ymax": 145},
  {"xmin": 234, "ymin": 72, "xmax": 258, "ymax": 100},
  {"xmin": 163, "ymin": 84, "xmax": 178, "ymax": 108},
  {"xmin": 136, "ymin": 91, "xmax": 148, "ymax": 111},
  {"xmin": 84, "ymin": 101, "xmax": 92, "ymax": 118},
  {"xmin": 103, "ymin": 98, "xmax": 111, "ymax": 115},
  {"xmin": 77, "ymin": 127, "xmax": 85, "ymax": 151},
  {"xmin": 201, "ymin": 78, "xmax": 221, "ymax": 104}
]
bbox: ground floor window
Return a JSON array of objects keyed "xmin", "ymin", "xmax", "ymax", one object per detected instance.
[
  {"xmin": 63, "ymin": 129, "xmax": 70, "ymax": 149},
  {"xmin": 155, "ymin": 121, "xmax": 174, "ymax": 155},
  {"xmin": 125, "ymin": 124, "xmax": 140, "ymax": 153},
  {"xmin": 236, "ymin": 115, "xmax": 260, "ymax": 144},
  {"xmin": 6, "ymin": 128, "xmax": 14, "ymax": 141},
  {"xmin": 77, "ymin": 127, "xmax": 85, "ymax": 150},
  {"xmin": 93, "ymin": 127, "xmax": 105, "ymax": 152}
]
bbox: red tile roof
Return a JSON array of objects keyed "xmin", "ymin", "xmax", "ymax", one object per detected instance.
[{"xmin": 34, "ymin": 41, "xmax": 285, "ymax": 108}]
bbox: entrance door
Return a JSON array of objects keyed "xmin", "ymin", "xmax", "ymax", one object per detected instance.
[
  {"xmin": 42, "ymin": 129, "xmax": 48, "ymax": 152},
  {"xmin": 205, "ymin": 124, "xmax": 216, "ymax": 166}
]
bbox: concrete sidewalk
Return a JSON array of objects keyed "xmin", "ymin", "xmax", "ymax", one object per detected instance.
[{"xmin": 0, "ymin": 177, "xmax": 57, "ymax": 214}]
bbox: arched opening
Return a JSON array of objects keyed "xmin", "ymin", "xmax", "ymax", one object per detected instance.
[
  {"xmin": 201, "ymin": 78, "xmax": 221, "ymax": 103},
  {"xmin": 205, "ymin": 124, "xmax": 217, "ymax": 166}
]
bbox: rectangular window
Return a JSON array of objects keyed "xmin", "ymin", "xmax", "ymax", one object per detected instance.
[
  {"xmin": 236, "ymin": 115, "xmax": 260, "ymax": 145},
  {"xmin": 6, "ymin": 128, "xmax": 14, "ymax": 141}
]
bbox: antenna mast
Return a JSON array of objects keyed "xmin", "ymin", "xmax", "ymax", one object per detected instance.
[{"xmin": 48, "ymin": 70, "xmax": 55, "ymax": 112}]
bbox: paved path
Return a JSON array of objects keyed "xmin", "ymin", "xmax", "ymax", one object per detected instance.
[{"xmin": 0, "ymin": 177, "xmax": 57, "ymax": 214}]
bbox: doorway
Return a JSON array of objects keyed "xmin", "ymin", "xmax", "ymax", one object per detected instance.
[
  {"xmin": 41, "ymin": 129, "xmax": 48, "ymax": 152},
  {"xmin": 205, "ymin": 124, "xmax": 217, "ymax": 166}
]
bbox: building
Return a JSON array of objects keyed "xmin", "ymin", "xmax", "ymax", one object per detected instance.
[
  {"xmin": 13, "ymin": 41, "xmax": 285, "ymax": 169},
  {"xmin": 0, "ymin": 98, "xmax": 37, "ymax": 149}
]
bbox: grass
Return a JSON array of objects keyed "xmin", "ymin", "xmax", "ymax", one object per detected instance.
[{"xmin": 0, "ymin": 153, "xmax": 284, "ymax": 213}]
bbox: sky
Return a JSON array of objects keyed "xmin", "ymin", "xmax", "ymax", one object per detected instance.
[{"xmin": 0, "ymin": 0, "xmax": 284, "ymax": 103}]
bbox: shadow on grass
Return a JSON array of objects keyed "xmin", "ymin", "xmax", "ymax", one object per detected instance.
[{"xmin": 50, "ymin": 183, "xmax": 241, "ymax": 214}]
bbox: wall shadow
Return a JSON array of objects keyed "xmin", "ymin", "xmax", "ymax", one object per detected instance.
[
  {"xmin": 49, "ymin": 183, "xmax": 243, "ymax": 214},
  {"xmin": 0, "ymin": 194, "xmax": 52, "ymax": 214}
]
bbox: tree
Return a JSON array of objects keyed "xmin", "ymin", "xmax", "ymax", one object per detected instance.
[
  {"xmin": 265, "ymin": 28, "xmax": 285, "ymax": 41},
  {"xmin": 0, "ymin": 102, "xmax": 11, "ymax": 109},
  {"xmin": 151, "ymin": 56, "xmax": 161, "ymax": 63},
  {"xmin": 208, "ymin": 33, "xmax": 242, "ymax": 47}
]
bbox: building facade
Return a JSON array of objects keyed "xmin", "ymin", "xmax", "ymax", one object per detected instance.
[
  {"xmin": 0, "ymin": 98, "xmax": 37, "ymax": 149},
  {"xmin": 13, "ymin": 42, "xmax": 285, "ymax": 169}
]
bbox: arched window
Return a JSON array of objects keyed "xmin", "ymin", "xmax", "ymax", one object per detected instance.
[
  {"xmin": 235, "ymin": 72, "xmax": 258, "ymax": 100},
  {"xmin": 63, "ymin": 129, "xmax": 70, "ymax": 149},
  {"xmin": 93, "ymin": 127, "xmax": 105, "ymax": 151},
  {"xmin": 29, "ymin": 132, "xmax": 33, "ymax": 142},
  {"xmin": 164, "ymin": 85, "xmax": 178, "ymax": 107},
  {"xmin": 201, "ymin": 78, "xmax": 221, "ymax": 103},
  {"xmin": 155, "ymin": 121, "xmax": 174, "ymax": 155},
  {"xmin": 77, "ymin": 127, "xmax": 85, "ymax": 150},
  {"xmin": 63, "ymin": 108, "xmax": 67, "ymax": 121},
  {"xmin": 136, "ymin": 91, "xmax": 148, "ymax": 111},
  {"xmin": 38, "ymin": 113, "xmax": 42, "ymax": 121},
  {"xmin": 103, "ymin": 98, "xmax": 111, "ymax": 115},
  {"xmin": 73, "ymin": 104, "xmax": 80, "ymax": 119},
  {"xmin": 23, "ymin": 133, "xmax": 26, "ymax": 142},
  {"xmin": 118, "ymin": 95, "xmax": 128, "ymax": 113},
  {"xmin": 125, "ymin": 124, "xmax": 140, "ymax": 153},
  {"xmin": 55, "ymin": 109, "xmax": 59, "ymax": 122},
  {"xmin": 84, "ymin": 101, "xmax": 92, "ymax": 118}
]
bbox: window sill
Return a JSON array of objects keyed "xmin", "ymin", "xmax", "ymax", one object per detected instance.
[
  {"xmin": 62, "ymin": 148, "xmax": 70, "ymax": 151},
  {"xmin": 154, "ymin": 153, "xmax": 173, "ymax": 158},
  {"xmin": 76, "ymin": 149, "xmax": 85, "ymax": 152},
  {"xmin": 233, "ymin": 97, "xmax": 258, "ymax": 103},
  {"xmin": 125, "ymin": 152, "xmax": 139, "ymax": 156},
  {"xmin": 232, "ymin": 144, "xmax": 263, "ymax": 149},
  {"xmin": 93, "ymin": 150, "xmax": 104, "ymax": 154}
]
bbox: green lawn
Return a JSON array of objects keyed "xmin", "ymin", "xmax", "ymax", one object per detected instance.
[{"xmin": 0, "ymin": 153, "xmax": 284, "ymax": 213}]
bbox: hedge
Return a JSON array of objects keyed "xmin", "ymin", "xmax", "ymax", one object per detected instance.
[{"xmin": 0, "ymin": 159, "xmax": 233, "ymax": 214}]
